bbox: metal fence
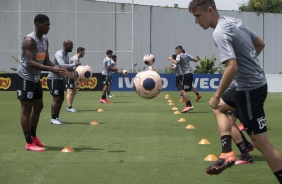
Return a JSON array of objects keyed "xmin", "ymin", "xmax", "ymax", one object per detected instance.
[{"xmin": 0, "ymin": 0, "xmax": 282, "ymax": 74}]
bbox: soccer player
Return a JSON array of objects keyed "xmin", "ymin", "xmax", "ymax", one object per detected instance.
[
  {"xmin": 47, "ymin": 40, "xmax": 80, "ymax": 125},
  {"xmin": 189, "ymin": 0, "xmax": 282, "ymax": 181},
  {"xmin": 100, "ymin": 50, "xmax": 118, "ymax": 103},
  {"xmin": 168, "ymin": 46, "xmax": 198, "ymax": 113},
  {"xmin": 66, "ymin": 47, "xmax": 85, "ymax": 112},
  {"xmin": 107, "ymin": 55, "xmax": 117, "ymax": 98},
  {"xmin": 16, "ymin": 14, "xmax": 69, "ymax": 151}
]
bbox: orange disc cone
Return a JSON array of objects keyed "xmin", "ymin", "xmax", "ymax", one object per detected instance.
[
  {"xmin": 61, "ymin": 146, "xmax": 75, "ymax": 152},
  {"xmin": 97, "ymin": 108, "xmax": 104, "ymax": 112},
  {"xmin": 165, "ymin": 96, "xmax": 170, "ymax": 99},
  {"xmin": 198, "ymin": 139, "xmax": 211, "ymax": 144},
  {"xmin": 178, "ymin": 118, "xmax": 186, "ymax": 122},
  {"xmin": 171, "ymin": 107, "xmax": 178, "ymax": 111},
  {"xmin": 204, "ymin": 154, "xmax": 218, "ymax": 161},
  {"xmin": 168, "ymin": 100, "xmax": 173, "ymax": 103},
  {"xmin": 168, "ymin": 103, "xmax": 174, "ymax": 106},
  {"xmin": 174, "ymin": 111, "xmax": 180, "ymax": 114},
  {"xmin": 185, "ymin": 124, "xmax": 195, "ymax": 129},
  {"xmin": 90, "ymin": 121, "xmax": 99, "ymax": 125}
]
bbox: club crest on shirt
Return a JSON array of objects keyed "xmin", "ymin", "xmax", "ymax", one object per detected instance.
[{"xmin": 27, "ymin": 91, "xmax": 33, "ymax": 99}]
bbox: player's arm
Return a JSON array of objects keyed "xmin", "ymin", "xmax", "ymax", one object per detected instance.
[
  {"xmin": 168, "ymin": 56, "xmax": 178, "ymax": 64},
  {"xmin": 166, "ymin": 65, "xmax": 176, "ymax": 71},
  {"xmin": 192, "ymin": 57, "xmax": 198, "ymax": 62},
  {"xmin": 55, "ymin": 55, "xmax": 80, "ymax": 71},
  {"xmin": 253, "ymin": 36, "xmax": 265, "ymax": 56}
]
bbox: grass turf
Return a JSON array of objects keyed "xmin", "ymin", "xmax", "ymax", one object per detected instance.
[{"xmin": 0, "ymin": 91, "xmax": 281, "ymax": 184}]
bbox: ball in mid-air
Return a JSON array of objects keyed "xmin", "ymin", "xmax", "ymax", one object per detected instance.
[
  {"xmin": 134, "ymin": 70, "xmax": 162, "ymax": 99},
  {"xmin": 143, "ymin": 54, "xmax": 155, "ymax": 66},
  {"xmin": 122, "ymin": 70, "xmax": 128, "ymax": 75},
  {"xmin": 75, "ymin": 65, "xmax": 92, "ymax": 81}
]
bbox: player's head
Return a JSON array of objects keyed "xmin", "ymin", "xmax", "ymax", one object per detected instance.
[
  {"xmin": 112, "ymin": 55, "xmax": 117, "ymax": 62},
  {"xmin": 77, "ymin": 47, "xmax": 85, "ymax": 58},
  {"xmin": 172, "ymin": 54, "xmax": 177, "ymax": 60},
  {"xmin": 63, "ymin": 40, "xmax": 73, "ymax": 53},
  {"xmin": 34, "ymin": 14, "xmax": 50, "ymax": 35},
  {"xmin": 188, "ymin": 0, "xmax": 218, "ymax": 29},
  {"xmin": 175, "ymin": 45, "xmax": 184, "ymax": 55},
  {"xmin": 106, "ymin": 50, "xmax": 113, "ymax": 58}
]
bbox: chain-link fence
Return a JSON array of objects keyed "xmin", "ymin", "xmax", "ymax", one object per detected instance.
[{"xmin": 0, "ymin": 0, "xmax": 134, "ymax": 73}]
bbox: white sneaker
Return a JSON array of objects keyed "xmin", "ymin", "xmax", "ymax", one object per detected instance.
[
  {"xmin": 67, "ymin": 108, "xmax": 77, "ymax": 112},
  {"xmin": 56, "ymin": 118, "xmax": 66, "ymax": 124},
  {"xmin": 108, "ymin": 94, "xmax": 114, "ymax": 98},
  {"xmin": 50, "ymin": 119, "xmax": 64, "ymax": 125}
]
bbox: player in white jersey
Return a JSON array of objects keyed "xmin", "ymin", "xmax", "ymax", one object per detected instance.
[
  {"xmin": 107, "ymin": 55, "xmax": 117, "ymax": 98},
  {"xmin": 16, "ymin": 14, "xmax": 69, "ymax": 151},
  {"xmin": 100, "ymin": 50, "xmax": 118, "ymax": 103},
  {"xmin": 189, "ymin": 0, "xmax": 282, "ymax": 180},
  {"xmin": 66, "ymin": 47, "xmax": 85, "ymax": 112},
  {"xmin": 47, "ymin": 40, "xmax": 80, "ymax": 125},
  {"xmin": 168, "ymin": 46, "xmax": 198, "ymax": 113}
]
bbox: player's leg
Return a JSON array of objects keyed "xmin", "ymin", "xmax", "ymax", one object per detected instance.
[
  {"xmin": 192, "ymin": 86, "xmax": 202, "ymax": 102},
  {"xmin": 176, "ymin": 76, "xmax": 185, "ymax": 102},
  {"xmin": 100, "ymin": 75, "xmax": 110, "ymax": 103},
  {"xmin": 48, "ymin": 79, "xmax": 65, "ymax": 125},
  {"xmin": 206, "ymin": 91, "xmax": 236, "ymax": 175},
  {"xmin": 66, "ymin": 78, "xmax": 77, "ymax": 112},
  {"xmin": 238, "ymin": 84, "xmax": 282, "ymax": 182},
  {"xmin": 181, "ymin": 74, "xmax": 193, "ymax": 113},
  {"xmin": 17, "ymin": 75, "xmax": 45, "ymax": 151}
]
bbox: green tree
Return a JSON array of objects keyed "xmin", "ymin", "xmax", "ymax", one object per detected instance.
[
  {"xmin": 194, "ymin": 55, "xmax": 217, "ymax": 74},
  {"xmin": 239, "ymin": 0, "xmax": 282, "ymax": 13}
]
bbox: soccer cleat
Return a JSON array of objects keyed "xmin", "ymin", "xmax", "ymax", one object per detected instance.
[
  {"xmin": 179, "ymin": 98, "xmax": 185, "ymax": 102},
  {"xmin": 67, "ymin": 107, "xmax": 77, "ymax": 112},
  {"xmin": 206, "ymin": 151, "xmax": 236, "ymax": 175},
  {"xmin": 238, "ymin": 123, "xmax": 245, "ymax": 131},
  {"xmin": 108, "ymin": 94, "xmax": 115, "ymax": 98},
  {"xmin": 31, "ymin": 136, "xmax": 45, "ymax": 147},
  {"xmin": 56, "ymin": 118, "xmax": 66, "ymax": 124},
  {"xmin": 50, "ymin": 119, "xmax": 64, "ymax": 125},
  {"xmin": 100, "ymin": 99, "xmax": 109, "ymax": 104},
  {"xmin": 235, "ymin": 156, "xmax": 253, "ymax": 165},
  {"xmin": 26, "ymin": 142, "xmax": 45, "ymax": 152},
  {"xmin": 181, "ymin": 106, "xmax": 194, "ymax": 113},
  {"xmin": 240, "ymin": 144, "xmax": 255, "ymax": 156},
  {"xmin": 196, "ymin": 94, "xmax": 202, "ymax": 102}
]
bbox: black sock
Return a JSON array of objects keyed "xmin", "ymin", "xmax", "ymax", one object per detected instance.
[
  {"xmin": 236, "ymin": 142, "xmax": 250, "ymax": 157},
  {"xmin": 195, "ymin": 92, "xmax": 199, "ymax": 96},
  {"xmin": 52, "ymin": 114, "xmax": 58, "ymax": 119},
  {"xmin": 186, "ymin": 100, "xmax": 192, "ymax": 107},
  {"xmin": 274, "ymin": 169, "xmax": 282, "ymax": 183},
  {"xmin": 102, "ymin": 95, "xmax": 106, "ymax": 99},
  {"xmin": 240, "ymin": 131, "xmax": 251, "ymax": 146},
  {"xmin": 68, "ymin": 106, "xmax": 72, "ymax": 109},
  {"xmin": 24, "ymin": 131, "xmax": 32, "ymax": 144},
  {"xmin": 31, "ymin": 127, "xmax": 36, "ymax": 137},
  {"xmin": 221, "ymin": 135, "xmax": 232, "ymax": 153}
]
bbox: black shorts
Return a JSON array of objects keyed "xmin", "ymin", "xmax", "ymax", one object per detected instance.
[
  {"xmin": 180, "ymin": 73, "xmax": 193, "ymax": 91},
  {"xmin": 176, "ymin": 76, "xmax": 182, "ymax": 85},
  {"xmin": 66, "ymin": 78, "xmax": 75, "ymax": 89},
  {"xmin": 16, "ymin": 74, "xmax": 43, "ymax": 101},
  {"xmin": 102, "ymin": 75, "xmax": 112, "ymax": 86},
  {"xmin": 47, "ymin": 79, "xmax": 64, "ymax": 97},
  {"xmin": 222, "ymin": 84, "xmax": 268, "ymax": 135}
]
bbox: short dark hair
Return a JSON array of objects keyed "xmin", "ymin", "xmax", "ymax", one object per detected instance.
[
  {"xmin": 172, "ymin": 54, "xmax": 177, "ymax": 60},
  {"xmin": 77, "ymin": 47, "xmax": 85, "ymax": 53},
  {"xmin": 106, "ymin": 50, "xmax": 113, "ymax": 55},
  {"xmin": 112, "ymin": 55, "xmax": 117, "ymax": 59},
  {"xmin": 188, "ymin": 0, "xmax": 217, "ymax": 13},
  {"xmin": 175, "ymin": 45, "xmax": 184, "ymax": 52},
  {"xmin": 183, "ymin": 49, "xmax": 186, "ymax": 54},
  {"xmin": 34, "ymin": 14, "xmax": 49, "ymax": 24}
]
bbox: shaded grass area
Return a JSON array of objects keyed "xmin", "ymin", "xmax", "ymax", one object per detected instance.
[{"xmin": 0, "ymin": 91, "xmax": 281, "ymax": 184}]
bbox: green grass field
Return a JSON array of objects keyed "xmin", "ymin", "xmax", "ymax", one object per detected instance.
[{"xmin": 0, "ymin": 91, "xmax": 282, "ymax": 184}]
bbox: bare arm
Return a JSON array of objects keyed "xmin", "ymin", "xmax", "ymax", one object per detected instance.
[
  {"xmin": 168, "ymin": 57, "xmax": 178, "ymax": 64},
  {"xmin": 192, "ymin": 57, "xmax": 198, "ymax": 62},
  {"xmin": 253, "ymin": 36, "xmax": 265, "ymax": 56},
  {"xmin": 214, "ymin": 59, "xmax": 238, "ymax": 98}
]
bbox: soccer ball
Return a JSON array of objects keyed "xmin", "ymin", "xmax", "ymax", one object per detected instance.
[
  {"xmin": 75, "ymin": 65, "xmax": 92, "ymax": 81},
  {"xmin": 143, "ymin": 54, "xmax": 155, "ymax": 66},
  {"xmin": 122, "ymin": 70, "xmax": 128, "ymax": 75},
  {"xmin": 134, "ymin": 70, "xmax": 162, "ymax": 99},
  {"xmin": 148, "ymin": 66, "xmax": 155, "ymax": 71}
]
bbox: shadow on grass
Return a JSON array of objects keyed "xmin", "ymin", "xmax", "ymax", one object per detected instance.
[
  {"xmin": 251, "ymin": 155, "xmax": 266, "ymax": 162},
  {"xmin": 77, "ymin": 109, "xmax": 98, "ymax": 112},
  {"xmin": 108, "ymin": 150, "xmax": 126, "ymax": 153},
  {"xmin": 65, "ymin": 122, "xmax": 106, "ymax": 125},
  {"xmin": 112, "ymin": 101, "xmax": 132, "ymax": 103},
  {"xmin": 45, "ymin": 146, "xmax": 105, "ymax": 152}
]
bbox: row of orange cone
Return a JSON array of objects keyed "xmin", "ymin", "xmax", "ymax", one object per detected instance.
[{"xmin": 165, "ymin": 94, "xmax": 218, "ymax": 161}]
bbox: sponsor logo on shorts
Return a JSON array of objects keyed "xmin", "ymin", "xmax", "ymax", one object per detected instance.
[
  {"xmin": 27, "ymin": 91, "xmax": 33, "ymax": 99},
  {"xmin": 257, "ymin": 116, "xmax": 266, "ymax": 129},
  {"xmin": 70, "ymin": 84, "xmax": 73, "ymax": 88},
  {"xmin": 17, "ymin": 90, "xmax": 22, "ymax": 97},
  {"xmin": 54, "ymin": 90, "xmax": 59, "ymax": 95},
  {"xmin": 184, "ymin": 85, "xmax": 190, "ymax": 90},
  {"xmin": 0, "ymin": 77, "xmax": 11, "ymax": 90}
]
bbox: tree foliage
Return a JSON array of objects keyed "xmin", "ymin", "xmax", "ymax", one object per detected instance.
[
  {"xmin": 239, "ymin": 0, "xmax": 282, "ymax": 13},
  {"xmin": 194, "ymin": 55, "xmax": 217, "ymax": 74}
]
